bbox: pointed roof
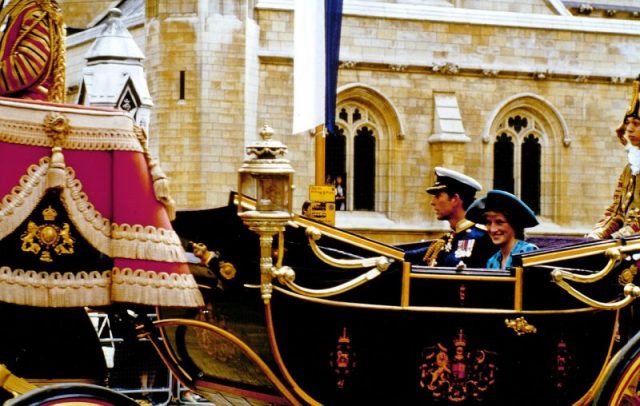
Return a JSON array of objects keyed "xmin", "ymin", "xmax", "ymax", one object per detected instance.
[{"xmin": 84, "ymin": 8, "xmax": 144, "ymax": 61}]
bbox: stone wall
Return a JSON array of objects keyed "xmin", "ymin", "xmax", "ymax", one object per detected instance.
[
  {"xmin": 457, "ymin": 0, "xmax": 555, "ymax": 14},
  {"xmin": 63, "ymin": 0, "xmax": 640, "ymax": 242},
  {"xmin": 255, "ymin": 1, "xmax": 640, "ymax": 238}
]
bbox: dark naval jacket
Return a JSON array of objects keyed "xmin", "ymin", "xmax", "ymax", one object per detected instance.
[{"xmin": 405, "ymin": 219, "xmax": 496, "ymax": 268}]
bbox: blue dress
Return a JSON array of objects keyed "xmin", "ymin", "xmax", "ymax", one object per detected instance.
[{"xmin": 486, "ymin": 240, "xmax": 537, "ymax": 269}]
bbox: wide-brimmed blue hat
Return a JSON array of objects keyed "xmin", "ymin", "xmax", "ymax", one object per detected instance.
[{"xmin": 466, "ymin": 190, "xmax": 539, "ymax": 229}]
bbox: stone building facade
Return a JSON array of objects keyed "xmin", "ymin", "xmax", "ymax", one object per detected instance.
[{"xmin": 61, "ymin": 0, "xmax": 640, "ymax": 243}]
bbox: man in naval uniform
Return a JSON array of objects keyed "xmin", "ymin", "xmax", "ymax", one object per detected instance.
[
  {"xmin": 588, "ymin": 75, "xmax": 640, "ymax": 239},
  {"xmin": 406, "ymin": 167, "xmax": 496, "ymax": 268}
]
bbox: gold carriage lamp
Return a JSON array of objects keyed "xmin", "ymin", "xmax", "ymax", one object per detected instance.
[
  {"xmin": 237, "ymin": 124, "xmax": 294, "ymax": 217},
  {"xmin": 237, "ymin": 124, "xmax": 295, "ymax": 303}
]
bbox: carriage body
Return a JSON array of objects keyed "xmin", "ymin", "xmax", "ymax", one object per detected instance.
[{"xmin": 165, "ymin": 198, "xmax": 640, "ymax": 405}]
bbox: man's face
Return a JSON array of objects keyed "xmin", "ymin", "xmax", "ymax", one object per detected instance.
[
  {"xmin": 430, "ymin": 191, "xmax": 455, "ymax": 221},
  {"xmin": 626, "ymin": 117, "xmax": 640, "ymax": 147}
]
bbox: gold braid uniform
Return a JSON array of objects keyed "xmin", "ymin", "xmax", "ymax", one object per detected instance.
[
  {"xmin": 588, "ymin": 164, "xmax": 640, "ymax": 239},
  {"xmin": 421, "ymin": 219, "xmax": 494, "ymax": 268},
  {"xmin": 0, "ymin": 0, "xmax": 65, "ymax": 101}
]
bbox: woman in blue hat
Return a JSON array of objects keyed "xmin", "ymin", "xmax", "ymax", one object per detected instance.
[{"xmin": 466, "ymin": 190, "xmax": 539, "ymax": 269}]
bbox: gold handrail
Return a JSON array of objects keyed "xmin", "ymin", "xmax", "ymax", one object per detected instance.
[
  {"xmin": 551, "ymin": 248, "xmax": 621, "ymax": 284},
  {"xmin": 272, "ymin": 265, "xmax": 386, "ymax": 298},
  {"xmin": 547, "ymin": 246, "xmax": 640, "ymax": 310},
  {"xmin": 306, "ymin": 226, "xmax": 392, "ymax": 270},
  {"xmin": 551, "ymin": 272, "xmax": 640, "ymax": 310}
]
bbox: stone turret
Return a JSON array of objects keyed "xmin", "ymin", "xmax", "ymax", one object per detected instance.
[
  {"xmin": 77, "ymin": 8, "xmax": 153, "ymax": 133},
  {"xmin": 144, "ymin": 0, "xmax": 258, "ymax": 208}
]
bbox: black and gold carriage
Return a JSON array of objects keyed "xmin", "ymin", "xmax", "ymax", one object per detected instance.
[
  {"xmin": 1, "ymin": 99, "xmax": 640, "ymax": 406},
  {"xmin": 165, "ymin": 195, "xmax": 640, "ymax": 406}
]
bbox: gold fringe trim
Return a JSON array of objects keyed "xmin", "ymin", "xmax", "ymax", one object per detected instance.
[
  {"xmin": 0, "ymin": 118, "xmax": 143, "ymax": 151},
  {"xmin": 0, "ymin": 157, "xmax": 49, "ymax": 240},
  {"xmin": 0, "ymin": 266, "xmax": 203, "ymax": 308},
  {"xmin": 0, "ymin": 266, "xmax": 111, "ymax": 307},
  {"xmin": 111, "ymin": 267, "xmax": 204, "ymax": 308},
  {"xmin": 60, "ymin": 165, "xmax": 186, "ymax": 262},
  {"xmin": 111, "ymin": 224, "xmax": 186, "ymax": 262}
]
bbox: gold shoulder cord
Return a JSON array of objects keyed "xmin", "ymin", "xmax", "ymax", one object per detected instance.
[
  {"xmin": 41, "ymin": 0, "xmax": 66, "ymax": 102},
  {"xmin": 423, "ymin": 238, "xmax": 445, "ymax": 266}
]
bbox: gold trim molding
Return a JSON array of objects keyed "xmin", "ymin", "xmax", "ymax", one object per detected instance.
[{"xmin": 0, "ymin": 118, "xmax": 142, "ymax": 152}]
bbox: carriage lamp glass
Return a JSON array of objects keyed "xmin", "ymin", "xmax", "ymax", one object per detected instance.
[{"xmin": 237, "ymin": 124, "xmax": 294, "ymax": 217}]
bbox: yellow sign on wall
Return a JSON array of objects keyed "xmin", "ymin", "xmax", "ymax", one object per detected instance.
[
  {"xmin": 310, "ymin": 185, "xmax": 336, "ymax": 202},
  {"xmin": 308, "ymin": 185, "xmax": 336, "ymax": 225}
]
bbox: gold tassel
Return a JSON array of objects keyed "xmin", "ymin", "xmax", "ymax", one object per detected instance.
[
  {"xmin": 134, "ymin": 126, "xmax": 177, "ymax": 220},
  {"xmin": 150, "ymin": 163, "xmax": 176, "ymax": 221},
  {"xmin": 43, "ymin": 112, "xmax": 70, "ymax": 189},
  {"xmin": 47, "ymin": 146, "xmax": 66, "ymax": 189}
]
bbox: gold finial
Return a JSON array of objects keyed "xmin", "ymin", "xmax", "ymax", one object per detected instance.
[{"xmin": 260, "ymin": 124, "xmax": 274, "ymax": 141}]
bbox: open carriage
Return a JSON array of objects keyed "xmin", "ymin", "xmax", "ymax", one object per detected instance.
[
  {"xmin": 164, "ymin": 195, "xmax": 640, "ymax": 406},
  {"xmin": 1, "ymin": 96, "xmax": 640, "ymax": 406}
]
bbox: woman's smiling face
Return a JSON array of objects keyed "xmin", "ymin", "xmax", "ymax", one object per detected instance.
[{"xmin": 484, "ymin": 211, "xmax": 515, "ymax": 248}]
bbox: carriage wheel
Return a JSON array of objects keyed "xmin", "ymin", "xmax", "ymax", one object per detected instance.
[
  {"xmin": 594, "ymin": 332, "xmax": 640, "ymax": 405},
  {"xmin": 4, "ymin": 383, "xmax": 139, "ymax": 406}
]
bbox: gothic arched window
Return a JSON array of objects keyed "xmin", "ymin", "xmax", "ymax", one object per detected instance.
[
  {"xmin": 492, "ymin": 113, "xmax": 543, "ymax": 215},
  {"xmin": 326, "ymin": 127, "xmax": 346, "ymax": 183},
  {"xmin": 521, "ymin": 134, "xmax": 541, "ymax": 214},
  {"xmin": 354, "ymin": 126, "xmax": 376, "ymax": 210},
  {"xmin": 493, "ymin": 133, "xmax": 514, "ymax": 193},
  {"xmin": 485, "ymin": 94, "xmax": 569, "ymax": 221},
  {"xmin": 327, "ymin": 104, "xmax": 380, "ymax": 211}
]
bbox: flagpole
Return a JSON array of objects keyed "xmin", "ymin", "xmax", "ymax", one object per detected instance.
[{"xmin": 315, "ymin": 124, "xmax": 325, "ymax": 185}]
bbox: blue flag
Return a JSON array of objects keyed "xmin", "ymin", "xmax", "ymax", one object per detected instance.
[
  {"xmin": 293, "ymin": 0, "xmax": 343, "ymax": 136},
  {"xmin": 324, "ymin": 0, "xmax": 343, "ymax": 136}
]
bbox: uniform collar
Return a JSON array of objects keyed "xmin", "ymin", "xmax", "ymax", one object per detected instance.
[{"xmin": 453, "ymin": 218, "xmax": 475, "ymax": 233}]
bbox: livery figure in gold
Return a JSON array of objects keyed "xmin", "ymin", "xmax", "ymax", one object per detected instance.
[
  {"xmin": 0, "ymin": 0, "xmax": 65, "ymax": 101},
  {"xmin": 0, "ymin": 2, "xmax": 202, "ymax": 400},
  {"xmin": 588, "ymin": 75, "xmax": 640, "ymax": 239}
]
